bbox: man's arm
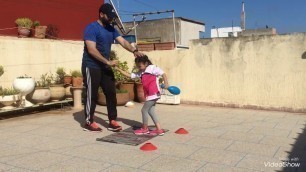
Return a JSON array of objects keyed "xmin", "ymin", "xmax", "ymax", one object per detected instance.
[
  {"xmin": 85, "ymin": 40, "xmax": 118, "ymax": 66},
  {"xmin": 115, "ymin": 36, "xmax": 144, "ymax": 58}
]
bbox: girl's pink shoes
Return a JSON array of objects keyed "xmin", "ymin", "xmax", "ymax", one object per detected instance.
[
  {"xmin": 149, "ymin": 129, "xmax": 165, "ymax": 136},
  {"xmin": 134, "ymin": 128, "xmax": 150, "ymax": 135}
]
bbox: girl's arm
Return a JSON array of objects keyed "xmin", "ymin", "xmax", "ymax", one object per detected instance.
[
  {"xmin": 162, "ymin": 73, "xmax": 169, "ymax": 89},
  {"xmin": 114, "ymin": 66, "xmax": 131, "ymax": 78}
]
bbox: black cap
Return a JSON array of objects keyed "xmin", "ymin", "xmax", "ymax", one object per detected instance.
[{"xmin": 99, "ymin": 3, "xmax": 117, "ymax": 20}]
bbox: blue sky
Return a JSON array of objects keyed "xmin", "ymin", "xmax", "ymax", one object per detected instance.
[{"xmin": 107, "ymin": 0, "xmax": 306, "ymax": 38}]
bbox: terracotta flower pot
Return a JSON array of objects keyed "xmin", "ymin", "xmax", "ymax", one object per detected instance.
[
  {"xmin": 50, "ymin": 85, "xmax": 65, "ymax": 101},
  {"xmin": 72, "ymin": 77, "xmax": 83, "ymax": 87},
  {"xmin": 136, "ymin": 83, "xmax": 146, "ymax": 103},
  {"xmin": 64, "ymin": 76, "xmax": 72, "ymax": 86},
  {"xmin": 97, "ymin": 92, "xmax": 129, "ymax": 106},
  {"xmin": 119, "ymin": 82, "xmax": 135, "ymax": 101},
  {"xmin": 27, "ymin": 87, "xmax": 51, "ymax": 104},
  {"xmin": 34, "ymin": 26, "xmax": 47, "ymax": 39},
  {"xmin": 18, "ymin": 27, "xmax": 31, "ymax": 38}
]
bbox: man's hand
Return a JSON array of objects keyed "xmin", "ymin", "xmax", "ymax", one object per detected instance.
[
  {"xmin": 107, "ymin": 60, "xmax": 119, "ymax": 67},
  {"xmin": 134, "ymin": 51, "xmax": 145, "ymax": 58},
  {"xmin": 115, "ymin": 36, "xmax": 146, "ymax": 58},
  {"xmin": 113, "ymin": 66, "xmax": 118, "ymax": 70}
]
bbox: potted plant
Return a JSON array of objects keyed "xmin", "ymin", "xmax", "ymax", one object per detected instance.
[
  {"xmin": 64, "ymin": 72, "xmax": 72, "ymax": 86},
  {"xmin": 110, "ymin": 51, "xmax": 136, "ymax": 101},
  {"xmin": 33, "ymin": 20, "xmax": 47, "ymax": 39},
  {"xmin": 0, "ymin": 87, "xmax": 20, "ymax": 109},
  {"xmin": 27, "ymin": 73, "xmax": 52, "ymax": 104},
  {"xmin": 97, "ymin": 88, "xmax": 129, "ymax": 106},
  {"xmin": 46, "ymin": 24, "xmax": 59, "ymax": 39},
  {"xmin": 71, "ymin": 70, "xmax": 83, "ymax": 87},
  {"xmin": 49, "ymin": 68, "xmax": 66, "ymax": 101},
  {"xmin": 55, "ymin": 67, "xmax": 65, "ymax": 84},
  {"xmin": 15, "ymin": 18, "xmax": 33, "ymax": 38},
  {"xmin": 13, "ymin": 75, "xmax": 35, "ymax": 107},
  {"xmin": 58, "ymin": 68, "xmax": 72, "ymax": 99}
]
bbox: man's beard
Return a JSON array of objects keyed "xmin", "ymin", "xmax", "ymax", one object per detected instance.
[{"xmin": 100, "ymin": 18, "xmax": 110, "ymax": 25}]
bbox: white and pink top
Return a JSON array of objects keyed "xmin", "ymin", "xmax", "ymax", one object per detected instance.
[{"xmin": 131, "ymin": 65, "xmax": 164, "ymax": 101}]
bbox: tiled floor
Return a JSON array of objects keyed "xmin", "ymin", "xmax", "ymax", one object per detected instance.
[{"xmin": 0, "ymin": 103, "xmax": 306, "ymax": 171}]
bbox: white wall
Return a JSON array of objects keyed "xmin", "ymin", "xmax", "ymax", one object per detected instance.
[
  {"xmin": 1, "ymin": 33, "xmax": 306, "ymax": 112},
  {"xmin": 211, "ymin": 27, "xmax": 242, "ymax": 38},
  {"xmin": 0, "ymin": 36, "xmax": 83, "ymax": 87},
  {"xmin": 113, "ymin": 33, "xmax": 306, "ymax": 112},
  {"xmin": 180, "ymin": 19, "xmax": 205, "ymax": 46}
]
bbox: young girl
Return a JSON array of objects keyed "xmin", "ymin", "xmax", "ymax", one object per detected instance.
[{"xmin": 115, "ymin": 55, "xmax": 169, "ymax": 136}]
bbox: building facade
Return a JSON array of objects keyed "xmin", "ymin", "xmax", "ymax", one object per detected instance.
[
  {"xmin": 211, "ymin": 27, "xmax": 277, "ymax": 38},
  {"xmin": 123, "ymin": 17, "xmax": 205, "ymax": 47},
  {"xmin": 211, "ymin": 27, "xmax": 242, "ymax": 38}
]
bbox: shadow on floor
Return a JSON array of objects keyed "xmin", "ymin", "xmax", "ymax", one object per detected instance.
[
  {"xmin": 280, "ymin": 123, "xmax": 306, "ymax": 172},
  {"xmin": 72, "ymin": 110, "xmax": 142, "ymax": 129},
  {"xmin": 95, "ymin": 111, "xmax": 142, "ymax": 127}
]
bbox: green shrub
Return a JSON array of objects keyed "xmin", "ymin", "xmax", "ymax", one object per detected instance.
[
  {"xmin": 36, "ymin": 73, "xmax": 52, "ymax": 88},
  {"xmin": 71, "ymin": 70, "xmax": 82, "ymax": 77},
  {"xmin": 55, "ymin": 67, "xmax": 66, "ymax": 84},
  {"xmin": 0, "ymin": 87, "xmax": 20, "ymax": 96},
  {"xmin": 110, "ymin": 51, "xmax": 131, "ymax": 83},
  {"xmin": 15, "ymin": 18, "xmax": 33, "ymax": 29},
  {"xmin": 33, "ymin": 20, "xmax": 40, "ymax": 27}
]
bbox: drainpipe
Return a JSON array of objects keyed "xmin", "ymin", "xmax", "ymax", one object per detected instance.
[{"xmin": 172, "ymin": 10, "xmax": 177, "ymax": 47}]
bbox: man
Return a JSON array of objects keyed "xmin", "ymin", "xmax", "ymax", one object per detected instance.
[{"xmin": 82, "ymin": 3, "xmax": 144, "ymax": 132}]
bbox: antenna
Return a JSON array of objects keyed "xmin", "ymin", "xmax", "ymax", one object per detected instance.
[
  {"xmin": 109, "ymin": 0, "xmax": 126, "ymax": 34},
  {"xmin": 109, "ymin": 0, "xmax": 146, "ymax": 35},
  {"xmin": 241, "ymin": 1, "xmax": 246, "ymax": 30}
]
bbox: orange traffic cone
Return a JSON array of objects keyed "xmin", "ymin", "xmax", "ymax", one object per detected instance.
[
  {"xmin": 140, "ymin": 142, "xmax": 157, "ymax": 151},
  {"xmin": 175, "ymin": 128, "xmax": 189, "ymax": 134}
]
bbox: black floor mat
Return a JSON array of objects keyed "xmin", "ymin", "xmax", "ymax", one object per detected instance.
[{"xmin": 96, "ymin": 126, "xmax": 169, "ymax": 146}]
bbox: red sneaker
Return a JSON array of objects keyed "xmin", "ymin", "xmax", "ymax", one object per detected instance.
[
  {"xmin": 83, "ymin": 122, "xmax": 102, "ymax": 132},
  {"xmin": 134, "ymin": 128, "xmax": 150, "ymax": 135},
  {"xmin": 150, "ymin": 129, "xmax": 165, "ymax": 136},
  {"xmin": 108, "ymin": 120, "xmax": 122, "ymax": 132}
]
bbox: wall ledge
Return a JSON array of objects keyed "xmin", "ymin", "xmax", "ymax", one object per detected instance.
[{"xmin": 181, "ymin": 100, "xmax": 306, "ymax": 113}]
